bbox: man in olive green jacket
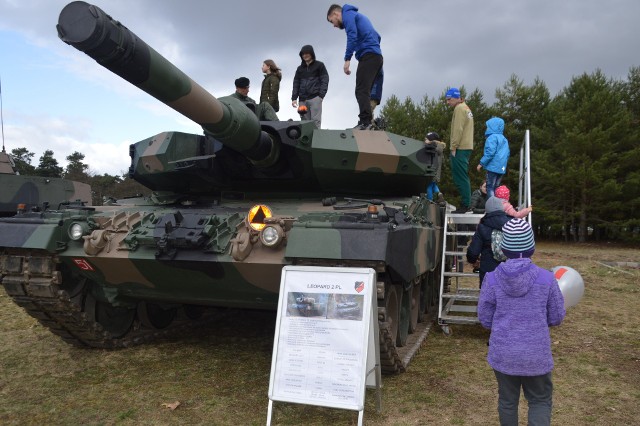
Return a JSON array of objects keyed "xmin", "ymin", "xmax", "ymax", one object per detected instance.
[
  {"xmin": 231, "ymin": 77, "xmax": 279, "ymax": 121},
  {"xmin": 446, "ymin": 87, "xmax": 474, "ymax": 212}
]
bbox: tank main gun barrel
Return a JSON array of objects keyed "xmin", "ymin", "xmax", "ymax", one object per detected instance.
[{"xmin": 56, "ymin": 1, "xmax": 275, "ymax": 165}]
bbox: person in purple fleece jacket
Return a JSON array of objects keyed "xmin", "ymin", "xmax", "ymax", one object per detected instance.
[{"xmin": 478, "ymin": 218, "xmax": 566, "ymax": 426}]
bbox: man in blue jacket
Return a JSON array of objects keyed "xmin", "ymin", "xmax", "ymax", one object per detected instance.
[{"xmin": 327, "ymin": 4, "xmax": 383, "ymax": 130}]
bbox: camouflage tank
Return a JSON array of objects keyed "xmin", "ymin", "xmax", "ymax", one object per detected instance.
[
  {"xmin": 0, "ymin": 1, "xmax": 445, "ymax": 374},
  {"xmin": 0, "ymin": 147, "xmax": 92, "ymax": 217}
]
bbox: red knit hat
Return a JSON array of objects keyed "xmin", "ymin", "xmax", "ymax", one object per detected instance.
[{"xmin": 495, "ymin": 185, "xmax": 510, "ymax": 200}]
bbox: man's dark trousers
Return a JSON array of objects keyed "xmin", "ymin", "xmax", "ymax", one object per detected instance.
[{"xmin": 355, "ymin": 53, "xmax": 383, "ymax": 125}]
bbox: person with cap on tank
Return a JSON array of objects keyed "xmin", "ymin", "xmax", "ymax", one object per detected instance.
[
  {"xmin": 291, "ymin": 45, "xmax": 329, "ymax": 129},
  {"xmin": 230, "ymin": 77, "xmax": 279, "ymax": 121},
  {"xmin": 327, "ymin": 4, "xmax": 383, "ymax": 130},
  {"xmin": 477, "ymin": 218, "xmax": 566, "ymax": 426},
  {"xmin": 445, "ymin": 87, "xmax": 474, "ymax": 212},
  {"xmin": 424, "ymin": 131, "xmax": 446, "ymax": 202}
]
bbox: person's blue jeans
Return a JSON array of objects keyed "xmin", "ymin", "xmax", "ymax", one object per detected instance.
[
  {"xmin": 426, "ymin": 181, "xmax": 440, "ymax": 201},
  {"xmin": 486, "ymin": 171, "xmax": 504, "ymax": 198},
  {"xmin": 494, "ymin": 370, "xmax": 553, "ymax": 426}
]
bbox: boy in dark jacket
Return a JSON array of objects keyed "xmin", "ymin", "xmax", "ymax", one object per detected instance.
[
  {"xmin": 466, "ymin": 196, "xmax": 510, "ymax": 286},
  {"xmin": 478, "ymin": 218, "xmax": 566, "ymax": 426},
  {"xmin": 291, "ymin": 45, "xmax": 329, "ymax": 129}
]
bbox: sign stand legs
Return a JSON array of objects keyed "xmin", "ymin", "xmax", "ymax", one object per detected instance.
[
  {"xmin": 266, "ymin": 400, "xmax": 274, "ymax": 426},
  {"xmin": 266, "ymin": 267, "xmax": 383, "ymax": 425}
]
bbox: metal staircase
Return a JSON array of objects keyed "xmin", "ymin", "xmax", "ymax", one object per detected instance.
[
  {"xmin": 437, "ymin": 129, "xmax": 532, "ymax": 335},
  {"xmin": 438, "ymin": 211, "xmax": 483, "ymax": 335}
]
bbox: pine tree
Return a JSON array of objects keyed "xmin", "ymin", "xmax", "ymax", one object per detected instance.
[
  {"xmin": 545, "ymin": 70, "xmax": 630, "ymax": 241},
  {"xmin": 35, "ymin": 150, "xmax": 63, "ymax": 178},
  {"xmin": 64, "ymin": 151, "xmax": 90, "ymax": 182},
  {"xmin": 10, "ymin": 147, "xmax": 36, "ymax": 175}
]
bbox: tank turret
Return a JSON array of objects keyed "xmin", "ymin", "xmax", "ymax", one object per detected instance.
[
  {"xmin": 0, "ymin": 148, "xmax": 92, "ymax": 217},
  {"xmin": 56, "ymin": 1, "xmax": 436, "ymax": 198}
]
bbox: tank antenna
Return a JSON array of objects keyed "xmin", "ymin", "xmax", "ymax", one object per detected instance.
[{"xmin": 0, "ymin": 74, "xmax": 5, "ymax": 153}]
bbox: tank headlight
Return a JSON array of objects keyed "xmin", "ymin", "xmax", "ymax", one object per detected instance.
[
  {"xmin": 68, "ymin": 222, "xmax": 87, "ymax": 241},
  {"xmin": 260, "ymin": 225, "xmax": 284, "ymax": 248},
  {"xmin": 248, "ymin": 204, "xmax": 273, "ymax": 231}
]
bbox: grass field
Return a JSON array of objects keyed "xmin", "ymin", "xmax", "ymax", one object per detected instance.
[{"xmin": 0, "ymin": 242, "xmax": 638, "ymax": 425}]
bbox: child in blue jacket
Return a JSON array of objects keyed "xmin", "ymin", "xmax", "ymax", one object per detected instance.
[{"xmin": 477, "ymin": 117, "xmax": 510, "ymax": 197}]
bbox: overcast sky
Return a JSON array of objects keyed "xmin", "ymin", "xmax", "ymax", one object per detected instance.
[{"xmin": 1, "ymin": 0, "xmax": 638, "ymax": 176}]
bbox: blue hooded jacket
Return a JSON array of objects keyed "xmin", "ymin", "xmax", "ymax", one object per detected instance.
[
  {"xmin": 480, "ymin": 117, "xmax": 510, "ymax": 174},
  {"xmin": 342, "ymin": 4, "xmax": 382, "ymax": 61}
]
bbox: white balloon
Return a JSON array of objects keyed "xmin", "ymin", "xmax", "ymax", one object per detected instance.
[{"xmin": 552, "ymin": 266, "xmax": 585, "ymax": 309}]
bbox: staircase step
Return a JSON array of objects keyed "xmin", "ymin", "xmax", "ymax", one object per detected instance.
[
  {"xmin": 446, "ymin": 231, "xmax": 476, "ymax": 236},
  {"xmin": 457, "ymin": 288, "xmax": 480, "ymax": 293},
  {"xmin": 444, "ymin": 272, "xmax": 478, "ymax": 278},
  {"xmin": 439, "ymin": 315, "xmax": 479, "ymax": 324},
  {"xmin": 447, "ymin": 214, "xmax": 484, "ymax": 224},
  {"xmin": 441, "ymin": 293, "xmax": 479, "ymax": 301}
]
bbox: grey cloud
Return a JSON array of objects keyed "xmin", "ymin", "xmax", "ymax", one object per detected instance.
[{"xmin": 1, "ymin": 0, "xmax": 638, "ymax": 174}]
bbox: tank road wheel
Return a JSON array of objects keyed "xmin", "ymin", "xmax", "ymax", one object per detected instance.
[
  {"xmin": 397, "ymin": 283, "xmax": 411, "ymax": 347},
  {"xmin": 383, "ymin": 284, "xmax": 401, "ymax": 346},
  {"xmin": 182, "ymin": 304, "xmax": 205, "ymax": 320},
  {"xmin": 409, "ymin": 278, "xmax": 421, "ymax": 332},
  {"xmin": 84, "ymin": 294, "xmax": 135, "ymax": 338},
  {"xmin": 433, "ymin": 264, "xmax": 444, "ymax": 310},
  {"xmin": 60, "ymin": 274, "xmax": 87, "ymax": 301},
  {"xmin": 138, "ymin": 302, "xmax": 177, "ymax": 330},
  {"xmin": 427, "ymin": 272, "xmax": 437, "ymax": 313},
  {"xmin": 5, "ymin": 259, "xmax": 213, "ymax": 348},
  {"xmin": 419, "ymin": 274, "xmax": 432, "ymax": 322}
]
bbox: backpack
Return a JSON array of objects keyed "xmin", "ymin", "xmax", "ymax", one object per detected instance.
[{"xmin": 490, "ymin": 229, "xmax": 508, "ymax": 262}]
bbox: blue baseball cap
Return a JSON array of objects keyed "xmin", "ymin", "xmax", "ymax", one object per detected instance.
[{"xmin": 445, "ymin": 87, "xmax": 461, "ymax": 99}]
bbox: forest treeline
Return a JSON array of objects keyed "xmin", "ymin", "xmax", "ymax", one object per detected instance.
[
  {"xmin": 8, "ymin": 68, "xmax": 639, "ymax": 243},
  {"xmin": 8, "ymin": 148, "xmax": 151, "ymax": 208},
  {"xmin": 379, "ymin": 68, "xmax": 639, "ymax": 244}
]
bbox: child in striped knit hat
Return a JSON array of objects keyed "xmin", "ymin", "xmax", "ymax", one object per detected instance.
[
  {"xmin": 478, "ymin": 218, "xmax": 565, "ymax": 425},
  {"xmin": 495, "ymin": 185, "xmax": 532, "ymax": 219}
]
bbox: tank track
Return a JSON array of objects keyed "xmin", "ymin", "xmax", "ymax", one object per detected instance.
[
  {"xmin": 378, "ymin": 307, "xmax": 435, "ymax": 374},
  {"xmin": 1, "ymin": 251, "xmax": 436, "ymax": 371},
  {"xmin": 0, "ymin": 250, "xmax": 219, "ymax": 348}
]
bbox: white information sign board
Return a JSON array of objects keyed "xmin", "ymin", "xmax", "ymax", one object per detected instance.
[{"xmin": 267, "ymin": 266, "xmax": 380, "ymax": 425}]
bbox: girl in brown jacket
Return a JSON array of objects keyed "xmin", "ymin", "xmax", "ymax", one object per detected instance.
[{"xmin": 260, "ymin": 59, "xmax": 282, "ymax": 112}]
